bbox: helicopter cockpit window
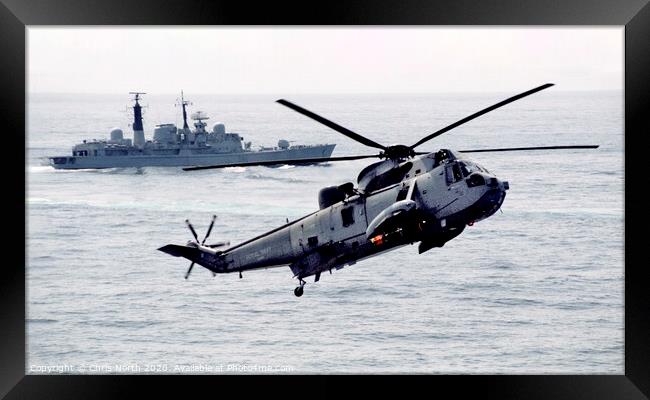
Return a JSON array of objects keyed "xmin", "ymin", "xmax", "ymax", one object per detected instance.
[
  {"xmin": 446, "ymin": 163, "xmax": 463, "ymax": 185},
  {"xmin": 434, "ymin": 150, "xmax": 449, "ymax": 167},
  {"xmin": 459, "ymin": 161, "xmax": 481, "ymax": 177},
  {"xmin": 341, "ymin": 206, "xmax": 355, "ymax": 227},
  {"xmin": 452, "ymin": 164, "xmax": 462, "ymax": 181}
]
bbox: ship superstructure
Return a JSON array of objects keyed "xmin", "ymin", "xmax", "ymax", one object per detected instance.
[{"xmin": 48, "ymin": 92, "xmax": 336, "ymax": 169}]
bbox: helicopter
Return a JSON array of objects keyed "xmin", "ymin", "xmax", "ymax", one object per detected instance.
[{"xmin": 159, "ymin": 83, "xmax": 598, "ymax": 297}]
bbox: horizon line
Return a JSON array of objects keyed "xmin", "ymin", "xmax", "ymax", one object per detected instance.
[{"xmin": 27, "ymin": 88, "xmax": 623, "ymax": 96}]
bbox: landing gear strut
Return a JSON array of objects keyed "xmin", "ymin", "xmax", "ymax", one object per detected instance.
[{"xmin": 294, "ymin": 279, "xmax": 306, "ymax": 297}]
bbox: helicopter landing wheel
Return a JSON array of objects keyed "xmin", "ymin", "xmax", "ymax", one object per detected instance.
[{"xmin": 294, "ymin": 279, "xmax": 306, "ymax": 297}]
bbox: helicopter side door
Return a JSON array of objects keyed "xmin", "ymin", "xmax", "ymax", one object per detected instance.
[
  {"xmin": 293, "ymin": 210, "xmax": 327, "ymax": 253},
  {"xmin": 288, "ymin": 196, "xmax": 367, "ymax": 257},
  {"xmin": 287, "ymin": 196, "xmax": 369, "ymax": 275},
  {"xmin": 327, "ymin": 197, "xmax": 368, "ymax": 244}
]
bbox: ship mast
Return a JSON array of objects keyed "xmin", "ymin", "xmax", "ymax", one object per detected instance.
[
  {"xmin": 129, "ymin": 91, "xmax": 146, "ymax": 148},
  {"xmin": 179, "ymin": 90, "xmax": 191, "ymax": 130}
]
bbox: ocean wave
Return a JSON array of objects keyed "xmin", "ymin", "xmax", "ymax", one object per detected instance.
[
  {"xmin": 28, "ymin": 165, "xmax": 54, "ymax": 173},
  {"xmin": 27, "ymin": 318, "xmax": 58, "ymax": 324},
  {"xmin": 27, "ymin": 197, "xmax": 52, "ymax": 204},
  {"xmin": 491, "ymin": 297, "xmax": 544, "ymax": 307},
  {"xmin": 222, "ymin": 167, "xmax": 247, "ymax": 173},
  {"xmin": 246, "ymin": 173, "xmax": 309, "ymax": 183},
  {"xmin": 83, "ymin": 319, "xmax": 166, "ymax": 329}
]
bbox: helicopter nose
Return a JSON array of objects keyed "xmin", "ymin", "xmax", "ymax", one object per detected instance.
[
  {"xmin": 464, "ymin": 177, "xmax": 508, "ymax": 223},
  {"xmin": 486, "ymin": 177, "xmax": 509, "ymax": 191}
]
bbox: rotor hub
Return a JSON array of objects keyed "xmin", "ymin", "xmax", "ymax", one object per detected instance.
[{"xmin": 381, "ymin": 144, "xmax": 416, "ymax": 160}]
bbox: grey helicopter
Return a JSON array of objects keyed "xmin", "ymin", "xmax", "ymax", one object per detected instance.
[{"xmin": 159, "ymin": 83, "xmax": 598, "ymax": 297}]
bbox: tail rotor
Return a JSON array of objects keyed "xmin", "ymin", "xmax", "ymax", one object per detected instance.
[{"xmin": 184, "ymin": 215, "xmax": 230, "ymax": 279}]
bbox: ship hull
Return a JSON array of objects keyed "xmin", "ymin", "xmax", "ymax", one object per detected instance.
[{"xmin": 48, "ymin": 144, "xmax": 336, "ymax": 170}]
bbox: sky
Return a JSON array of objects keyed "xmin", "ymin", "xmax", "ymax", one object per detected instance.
[{"xmin": 27, "ymin": 27, "xmax": 623, "ymax": 94}]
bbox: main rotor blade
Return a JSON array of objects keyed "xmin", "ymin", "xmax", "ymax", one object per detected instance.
[
  {"xmin": 458, "ymin": 145, "xmax": 599, "ymax": 153},
  {"xmin": 410, "ymin": 83, "xmax": 555, "ymax": 149},
  {"xmin": 277, "ymin": 99, "xmax": 387, "ymax": 150},
  {"xmin": 185, "ymin": 219, "xmax": 199, "ymax": 241},
  {"xmin": 183, "ymin": 154, "xmax": 379, "ymax": 171},
  {"xmin": 202, "ymin": 215, "xmax": 217, "ymax": 245}
]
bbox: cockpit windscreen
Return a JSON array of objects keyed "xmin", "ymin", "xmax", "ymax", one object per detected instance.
[{"xmin": 459, "ymin": 160, "xmax": 490, "ymax": 176}]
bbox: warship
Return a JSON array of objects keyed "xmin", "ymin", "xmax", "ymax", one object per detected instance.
[{"xmin": 47, "ymin": 92, "xmax": 336, "ymax": 169}]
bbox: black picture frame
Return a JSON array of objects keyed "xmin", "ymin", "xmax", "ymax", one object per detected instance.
[{"xmin": 2, "ymin": 0, "xmax": 647, "ymax": 398}]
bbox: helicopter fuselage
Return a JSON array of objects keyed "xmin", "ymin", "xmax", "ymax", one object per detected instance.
[
  {"xmin": 159, "ymin": 84, "xmax": 601, "ymax": 296},
  {"xmin": 160, "ymin": 149, "xmax": 509, "ymax": 284}
]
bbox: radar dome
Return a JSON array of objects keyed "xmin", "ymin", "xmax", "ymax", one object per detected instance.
[
  {"xmin": 110, "ymin": 127, "xmax": 124, "ymax": 141},
  {"xmin": 212, "ymin": 123, "xmax": 226, "ymax": 135},
  {"xmin": 278, "ymin": 139, "xmax": 290, "ymax": 149}
]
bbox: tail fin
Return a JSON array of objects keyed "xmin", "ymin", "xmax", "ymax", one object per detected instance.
[
  {"xmin": 159, "ymin": 244, "xmax": 227, "ymax": 276},
  {"xmin": 158, "ymin": 244, "xmax": 202, "ymax": 260}
]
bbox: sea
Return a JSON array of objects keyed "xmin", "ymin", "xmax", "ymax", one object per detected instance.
[{"xmin": 26, "ymin": 91, "xmax": 624, "ymax": 374}]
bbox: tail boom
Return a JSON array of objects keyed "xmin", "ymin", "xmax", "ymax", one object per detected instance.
[{"xmin": 158, "ymin": 244, "xmax": 226, "ymax": 274}]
